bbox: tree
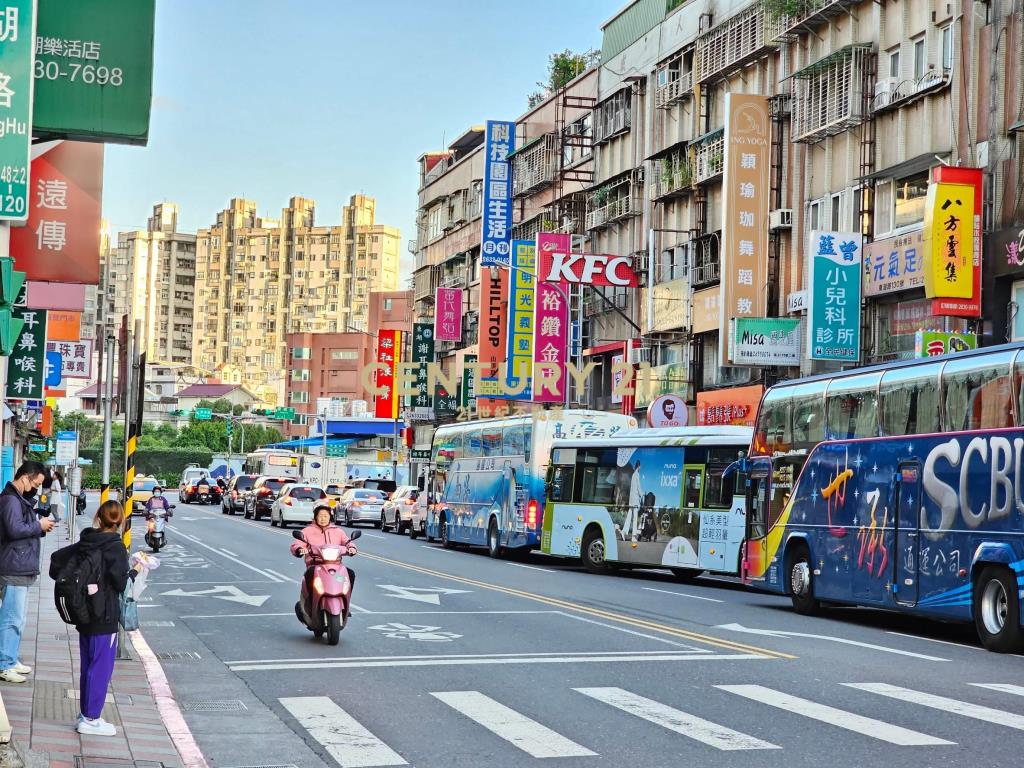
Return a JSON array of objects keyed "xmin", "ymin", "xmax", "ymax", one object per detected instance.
[
  {"xmin": 53, "ymin": 408, "xmax": 102, "ymax": 448},
  {"xmin": 527, "ymin": 48, "xmax": 600, "ymax": 108}
]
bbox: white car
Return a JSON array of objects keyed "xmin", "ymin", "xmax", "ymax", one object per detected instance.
[
  {"xmin": 408, "ymin": 491, "xmax": 436, "ymax": 540},
  {"xmin": 270, "ymin": 484, "xmax": 328, "ymax": 528},
  {"xmin": 381, "ymin": 486, "xmax": 421, "ymax": 534}
]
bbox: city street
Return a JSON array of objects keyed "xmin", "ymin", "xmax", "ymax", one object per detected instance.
[{"xmin": 131, "ymin": 495, "xmax": 1024, "ymax": 768}]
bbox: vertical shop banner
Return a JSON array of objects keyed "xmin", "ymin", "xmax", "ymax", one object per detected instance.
[
  {"xmin": 434, "ymin": 287, "xmax": 463, "ymax": 342},
  {"xmin": 477, "ymin": 266, "xmax": 509, "ymax": 396},
  {"xmin": 410, "ymin": 323, "xmax": 434, "ymax": 418},
  {"xmin": 537, "ymin": 232, "xmax": 571, "ymax": 285},
  {"xmin": 923, "ymin": 181, "xmax": 976, "ymax": 299},
  {"xmin": 460, "ymin": 354, "xmax": 477, "ymax": 408},
  {"xmin": 720, "ymin": 93, "xmax": 770, "ymax": 366},
  {"xmin": 808, "ymin": 231, "xmax": 862, "ymax": 362},
  {"xmin": 373, "ymin": 329, "xmax": 401, "ymax": 419},
  {"xmin": 10, "ymin": 141, "xmax": 104, "ymax": 283},
  {"xmin": 6, "ymin": 308, "xmax": 47, "ymax": 400},
  {"xmin": 504, "ymin": 240, "xmax": 535, "ymax": 400},
  {"xmin": 533, "ymin": 282, "xmax": 569, "ymax": 403},
  {"xmin": 0, "ymin": 0, "xmax": 35, "ymax": 220},
  {"xmin": 45, "ymin": 338, "xmax": 92, "ymax": 378},
  {"xmin": 480, "ymin": 120, "xmax": 515, "ymax": 267}
]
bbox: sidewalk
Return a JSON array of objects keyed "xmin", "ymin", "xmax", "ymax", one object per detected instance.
[{"xmin": 0, "ymin": 519, "xmax": 202, "ymax": 768}]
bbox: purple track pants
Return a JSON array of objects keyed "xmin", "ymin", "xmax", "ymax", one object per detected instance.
[{"xmin": 79, "ymin": 633, "xmax": 117, "ymax": 719}]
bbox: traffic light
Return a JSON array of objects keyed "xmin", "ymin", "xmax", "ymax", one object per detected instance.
[
  {"xmin": 225, "ymin": 419, "xmax": 233, "ymax": 437},
  {"xmin": 0, "ymin": 257, "xmax": 26, "ymax": 356}
]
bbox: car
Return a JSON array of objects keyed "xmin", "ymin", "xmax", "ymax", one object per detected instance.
[
  {"xmin": 130, "ymin": 476, "xmax": 159, "ymax": 515},
  {"xmin": 222, "ymin": 474, "xmax": 258, "ymax": 515},
  {"xmin": 244, "ymin": 476, "xmax": 293, "ymax": 520},
  {"xmin": 381, "ymin": 485, "xmax": 420, "ymax": 534},
  {"xmin": 336, "ymin": 488, "xmax": 387, "ymax": 527},
  {"xmin": 180, "ymin": 468, "xmax": 221, "ymax": 505},
  {"xmin": 359, "ymin": 478, "xmax": 397, "ymax": 500},
  {"xmin": 270, "ymin": 484, "xmax": 328, "ymax": 528}
]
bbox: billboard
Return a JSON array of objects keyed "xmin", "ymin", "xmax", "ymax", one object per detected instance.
[
  {"xmin": 477, "ymin": 266, "xmax": 508, "ymax": 396},
  {"xmin": 533, "ymin": 282, "xmax": 569, "ymax": 404},
  {"xmin": 925, "ymin": 166, "xmax": 982, "ymax": 317},
  {"xmin": 480, "ymin": 120, "xmax": 515, "ymax": 267},
  {"xmin": 914, "ymin": 330, "xmax": 977, "ymax": 357},
  {"xmin": 410, "ymin": 323, "xmax": 433, "ymax": 418},
  {"xmin": 731, "ymin": 317, "xmax": 801, "ymax": 366},
  {"xmin": 504, "ymin": 240, "xmax": 535, "ymax": 400},
  {"xmin": 434, "ymin": 287, "xmax": 462, "ymax": 342},
  {"xmin": 808, "ymin": 231, "xmax": 861, "ymax": 362},
  {"xmin": 0, "ymin": 0, "xmax": 35, "ymax": 221},
  {"xmin": 373, "ymin": 329, "xmax": 402, "ymax": 419}
]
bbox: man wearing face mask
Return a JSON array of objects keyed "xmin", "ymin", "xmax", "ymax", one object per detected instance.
[{"xmin": 0, "ymin": 461, "xmax": 56, "ymax": 683}]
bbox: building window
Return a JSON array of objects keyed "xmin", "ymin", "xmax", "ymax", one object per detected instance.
[
  {"xmin": 383, "ymin": 298, "xmax": 393, "ymax": 311},
  {"xmin": 330, "ymin": 350, "xmax": 359, "ymax": 360},
  {"xmin": 594, "ymin": 89, "xmax": 631, "ymax": 143},
  {"xmin": 874, "ymin": 180, "xmax": 893, "ymax": 235},
  {"xmin": 659, "ymin": 244, "xmax": 688, "ymax": 283},
  {"xmin": 807, "ymin": 198, "xmax": 824, "ymax": 233},
  {"xmin": 290, "ymin": 390, "xmax": 309, "ymax": 404},
  {"xmin": 1012, "ymin": 281, "xmax": 1024, "ymax": 342},
  {"xmin": 888, "ymin": 47, "xmax": 900, "ymax": 79},
  {"xmin": 893, "ymin": 170, "xmax": 929, "ymax": 229},
  {"xmin": 292, "ymin": 347, "xmax": 311, "ymax": 360},
  {"xmin": 913, "ymin": 36, "xmax": 926, "ymax": 79},
  {"xmin": 291, "ymin": 369, "xmax": 310, "ymax": 381},
  {"xmin": 941, "ymin": 25, "xmax": 953, "ymax": 72}
]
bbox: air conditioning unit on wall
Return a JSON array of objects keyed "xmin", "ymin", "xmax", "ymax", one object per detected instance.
[
  {"xmin": 874, "ymin": 77, "xmax": 899, "ymax": 108},
  {"xmin": 630, "ymin": 346, "xmax": 653, "ymax": 365},
  {"xmin": 769, "ymin": 209, "xmax": 793, "ymax": 231}
]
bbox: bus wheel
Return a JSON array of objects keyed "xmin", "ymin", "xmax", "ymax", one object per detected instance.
[
  {"xmin": 487, "ymin": 519, "xmax": 503, "ymax": 559},
  {"xmin": 974, "ymin": 566, "xmax": 1024, "ymax": 653},
  {"xmin": 671, "ymin": 568, "xmax": 703, "ymax": 582},
  {"xmin": 581, "ymin": 528, "xmax": 608, "ymax": 574},
  {"xmin": 440, "ymin": 515, "xmax": 455, "ymax": 549},
  {"xmin": 789, "ymin": 548, "xmax": 820, "ymax": 615}
]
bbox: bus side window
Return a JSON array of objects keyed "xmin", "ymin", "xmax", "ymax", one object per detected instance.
[
  {"xmin": 880, "ymin": 363, "xmax": 941, "ymax": 436},
  {"xmin": 482, "ymin": 427, "xmax": 502, "ymax": 457},
  {"xmin": 757, "ymin": 388, "xmax": 792, "ymax": 454},
  {"xmin": 465, "ymin": 429, "xmax": 482, "ymax": 458},
  {"xmin": 548, "ymin": 465, "xmax": 575, "ymax": 502},
  {"xmin": 503, "ymin": 424, "xmax": 525, "ymax": 456},
  {"xmin": 943, "ymin": 351, "xmax": 1015, "ymax": 431}
]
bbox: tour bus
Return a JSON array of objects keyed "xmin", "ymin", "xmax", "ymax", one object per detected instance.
[
  {"xmin": 243, "ymin": 448, "xmax": 301, "ymax": 479},
  {"xmin": 425, "ymin": 409, "xmax": 637, "ymax": 556},
  {"xmin": 740, "ymin": 341, "xmax": 1024, "ymax": 652},
  {"xmin": 543, "ymin": 426, "xmax": 752, "ymax": 581}
]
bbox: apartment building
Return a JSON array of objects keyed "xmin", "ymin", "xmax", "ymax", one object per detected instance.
[
  {"xmin": 193, "ymin": 194, "xmax": 401, "ymax": 403},
  {"xmin": 114, "ymin": 203, "xmax": 197, "ymax": 364}
]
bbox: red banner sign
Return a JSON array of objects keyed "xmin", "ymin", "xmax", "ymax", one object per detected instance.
[
  {"xmin": 373, "ymin": 329, "xmax": 402, "ymax": 419},
  {"xmin": 539, "ymin": 252, "xmax": 638, "ymax": 287},
  {"xmin": 477, "ymin": 268, "xmax": 509, "ymax": 395}
]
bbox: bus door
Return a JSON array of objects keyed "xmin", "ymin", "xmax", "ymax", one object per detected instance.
[
  {"xmin": 744, "ymin": 466, "xmax": 771, "ymax": 582},
  {"xmin": 894, "ymin": 461, "xmax": 921, "ymax": 606},
  {"xmin": 682, "ymin": 465, "xmax": 704, "ymax": 508}
]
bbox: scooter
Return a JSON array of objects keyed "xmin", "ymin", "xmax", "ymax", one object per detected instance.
[
  {"xmin": 144, "ymin": 505, "xmax": 175, "ymax": 552},
  {"xmin": 291, "ymin": 528, "xmax": 360, "ymax": 646},
  {"xmin": 196, "ymin": 481, "xmax": 211, "ymax": 505}
]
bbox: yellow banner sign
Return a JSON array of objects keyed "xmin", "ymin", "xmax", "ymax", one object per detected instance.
[{"xmin": 923, "ymin": 181, "xmax": 975, "ymax": 299}]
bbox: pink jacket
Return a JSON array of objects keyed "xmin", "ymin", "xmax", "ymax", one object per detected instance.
[{"xmin": 290, "ymin": 523, "xmax": 354, "ymax": 567}]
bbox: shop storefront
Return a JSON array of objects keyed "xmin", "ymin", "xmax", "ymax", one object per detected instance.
[{"xmin": 989, "ymin": 225, "xmax": 1024, "ymax": 343}]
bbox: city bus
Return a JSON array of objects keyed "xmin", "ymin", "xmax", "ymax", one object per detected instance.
[
  {"xmin": 740, "ymin": 341, "xmax": 1024, "ymax": 652},
  {"xmin": 542, "ymin": 426, "xmax": 752, "ymax": 580},
  {"xmin": 425, "ymin": 409, "xmax": 637, "ymax": 556},
  {"xmin": 243, "ymin": 448, "xmax": 301, "ymax": 479}
]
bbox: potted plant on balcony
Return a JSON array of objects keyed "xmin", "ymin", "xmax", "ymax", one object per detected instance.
[
  {"xmin": 762, "ymin": 0, "xmax": 805, "ymax": 22},
  {"xmin": 591, "ymin": 186, "xmax": 610, "ymax": 208}
]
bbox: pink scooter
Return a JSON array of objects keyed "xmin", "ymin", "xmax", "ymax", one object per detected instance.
[{"xmin": 291, "ymin": 528, "xmax": 360, "ymax": 645}]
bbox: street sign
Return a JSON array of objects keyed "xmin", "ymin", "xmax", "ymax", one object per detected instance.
[
  {"xmin": 28, "ymin": 442, "xmax": 45, "ymax": 452},
  {"xmin": 194, "ymin": 407, "xmax": 212, "ymax": 420},
  {"xmin": 54, "ymin": 429, "xmax": 77, "ymax": 465},
  {"xmin": 31, "ymin": 0, "xmax": 156, "ymax": 144},
  {"xmin": 0, "ymin": 0, "xmax": 35, "ymax": 221},
  {"xmin": 326, "ymin": 444, "xmax": 347, "ymax": 458},
  {"xmin": 6, "ymin": 307, "xmax": 47, "ymax": 400},
  {"xmin": 410, "ymin": 449, "xmax": 431, "ymax": 460},
  {"xmin": 275, "ymin": 407, "xmax": 295, "ymax": 419},
  {"xmin": 44, "ymin": 349, "xmax": 61, "ymax": 386}
]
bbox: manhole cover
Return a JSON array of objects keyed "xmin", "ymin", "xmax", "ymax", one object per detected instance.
[
  {"xmin": 141, "ymin": 620, "xmax": 175, "ymax": 627},
  {"xmin": 182, "ymin": 699, "xmax": 248, "ymax": 712},
  {"xmin": 154, "ymin": 650, "xmax": 202, "ymax": 661},
  {"xmin": 33, "ymin": 681, "xmax": 121, "ymax": 725}
]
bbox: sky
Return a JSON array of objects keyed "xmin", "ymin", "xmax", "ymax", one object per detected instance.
[{"xmin": 102, "ymin": 0, "xmax": 619, "ymax": 280}]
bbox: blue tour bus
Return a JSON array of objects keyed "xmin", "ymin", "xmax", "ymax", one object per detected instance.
[
  {"xmin": 425, "ymin": 409, "xmax": 637, "ymax": 557},
  {"xmin": 741, "ymin": 341, "xmax": 1024, "ymax": 652}
]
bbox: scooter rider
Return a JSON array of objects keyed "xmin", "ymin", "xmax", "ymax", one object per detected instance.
[
  {"xmin": 290, "ymin": 505, "xmax": 357, "ymax": 609},
  {"xmin": 145, "ymin": 487, "xmax": 172, "ymax": 515}
]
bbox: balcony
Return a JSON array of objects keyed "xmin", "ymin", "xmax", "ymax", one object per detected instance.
[
  {"xmin": 696, "ymin": 5, "xmax": 782, "ymax": 84},
  {"xmin": 652, "ymin": 151, "xmax": 692, "ymax": 201},
  {"xmin": 872, "ymin": 68, "xmax": 952, "ymax": 114},
  {"xmin": 792, "ymin": 44, "xmax": 872, "ymax": 144},
  {"xmin": 690, "ymin": 235, "xmax": 721, "ymax": 288},
  {"xmin": 413, "ymin": 267, "xmax": 437, "ymax": 302},
  {"xmin": 655, "ymin": 70, "xmax": 694, "ymax": 109},
  {"xmin": 440, "ymin": 269, "xmax": 466, "ymax": 289},
  {"xmin": 585, "ymin": 188, "xmax": 640, "ymax": 231},
  {"xmin": 691, "ymin": 129, "xmax": 725, "ymax": 184},
  {"xmin": 512, "ymin": 133, "xmax": 558, "ymax": 197},
  {"xmin": 766, "ymin": 0, "xmax": 862, "ymax": 42}
]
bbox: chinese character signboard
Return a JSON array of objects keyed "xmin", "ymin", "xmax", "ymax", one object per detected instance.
[
  {"xmin": 46, "ymin": 309, "xmax": 80, "ymax": 340},
  {"xmin": 696, "ymin": 384, "xmax": 763, "ymax": 427},
  {"xmin": 410, "ymin": 323, "xmax": 433, "ymax": 418},
  {"xmin": 477, "ymin": 266, "xmax": 508, "ymax": 396},
  {"xmin": 650, "ymin": 278, "xmax": 687, "ymax": 332},
  {"xmin": 434, "ymin": 287, "xmax": 462, "ymax": 342},
  {"xmin": 9, "ymin": 141, "xmax": 103, "ymax": 283},
  {"xmin": 720, "ymin": 93, "xmax": 770, "ymax": 366},
  {"xmin": 732, "ymin": 317, "xmax": 801, "ymax": 366},
  {"xmin": 504, "ymin": 240, "xmax": 535, "ymax": 400},
  {"xmin": 610, "ymin": 353, "xmax": 624, "ymax": 404},
  {"xmin": 480, "ymin": 120, "xmax": 515, "ymax": 267},
  {"xmin": 536, "ymin": 232, "xmax": 570, "ymax": 285},
  {"xmin": 533, "ymin": 281, "xmax": 568, "ymax": 404},
  {"xmin": 0, "ymin": 0, "xmax": 35, "ymax": 220},
  {"xmin": 923, "ymin": 166, "xmax": 982, "ymax": 317},
  {"xmin": 32, "ymin": 0, "xmax": 155, "ymax": 145},
  {"xmin": 808, "ymin": 231, "xmax": 861, "ymax": 362},
  {"xmin": 373, "ymin": 329, "xmax": 402, "ymax": 419},
  {"xmin": 460, "ymin": 353, "xmax": 477, "ymax": 408},
  {"xmin": 6, "ymin": 307, "xmax": 46, "ymax": 399},
  {"xmin": 635, "ymin": 363, "xmax": 689, "ymax": 410},
  {"xmin": 45, "ymin": 337, "xmax": 91, "ymax": 378},
  {"xmin": 997, "ymin": 225, "xmax": 1024, "ymax": 274},
  {"xmin": 863, "ymin": 229, "xmax": 924, "ymax": 296},
  {"xmin": 914, "ymin": 330, "xmax": 977, "ymax": 358}
]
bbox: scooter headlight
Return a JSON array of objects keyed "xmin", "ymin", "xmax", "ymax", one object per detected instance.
[
  {"xmin": 146, "ymin": 520, "xmax": 156, "ymax": 532},
  {"xmin": 311, "ymin": 575, "xmax": 325, "ymax": 594}
]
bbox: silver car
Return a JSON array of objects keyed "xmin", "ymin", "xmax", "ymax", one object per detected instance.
[
  {"xmin": 270, "ymin": 484, "xmax": 328, "ymax": 528},
  {"xmin": 337, "ymin": 488, "xmax": 387, "ymax": 527}
]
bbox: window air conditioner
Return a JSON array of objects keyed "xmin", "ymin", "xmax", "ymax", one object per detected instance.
[
  {"xmin": 874, "ymin": 78, "xmax": 899, "ymax": 108},
  {"xmin": 769, "ymin": 209, "xmax": 793, "ymax": 231}
]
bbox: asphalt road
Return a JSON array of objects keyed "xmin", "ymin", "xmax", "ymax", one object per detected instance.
[{"xmin": 114, "ymin": 495, "xmax": 1024, "ymax": 768}]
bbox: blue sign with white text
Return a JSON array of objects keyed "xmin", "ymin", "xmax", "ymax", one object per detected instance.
[
  {"xmin": 808, "ymin": 231, "xmax": 861, "ymax": 362},
  {"xmin": 480, "ymin": 120, "xmax": 515, "ymax": 267}
]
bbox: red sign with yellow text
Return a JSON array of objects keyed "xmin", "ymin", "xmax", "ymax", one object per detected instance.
[{"xmin": 373, "ymin": 329, "xmax": 402, "ymax": 419}]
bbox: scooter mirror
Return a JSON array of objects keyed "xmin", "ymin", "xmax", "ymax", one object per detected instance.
[
  {"xmin": 291, "ymin": 529, "xmax": 306, "ymax": 542},
  {"xmin": 168, "ymin": 504, "xmax": 177, "ymax": 509},
  {"xmin": 349, "ymin": 529, "xmax": 362, "ymax": 541}
]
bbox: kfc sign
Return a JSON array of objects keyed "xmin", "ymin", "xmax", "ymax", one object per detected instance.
[{"xmin": 542, "ymin": 252, "xmax": 638, "ymax": 287}]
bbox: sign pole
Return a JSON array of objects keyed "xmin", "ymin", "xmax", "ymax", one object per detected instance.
[
  {"xmin": 100, "ymin": 333, "xmax": 115, "ymax": 504},
  {"xmin": 321, "ymin": 412, "xmax": 328, "ymax": 488}
]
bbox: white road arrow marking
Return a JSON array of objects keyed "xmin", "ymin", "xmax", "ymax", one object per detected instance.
[
  {"xmin": 715, "ymin": 623, "xmax": 948, "ymax": 661},
  {"xmin": 161, "ymin": 585, "xmax": 270, "ymax": 607},
  {"xmin": 376, "ymin": 584, "xmax": 472, "ymax": 605}
]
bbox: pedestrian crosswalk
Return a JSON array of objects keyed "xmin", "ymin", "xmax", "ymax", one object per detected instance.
[{"xmin": 279, "ymin": 682, "xmax": 1024, "ymax": 766}]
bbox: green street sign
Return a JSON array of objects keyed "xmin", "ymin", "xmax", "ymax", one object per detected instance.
[
  {"xmin": 28, "ymin": 443, "xmax": 46, "ymax": 452},
  {"xmin": 326, "ymin": 444, "xmax": 347, "ymax": 458},
  {"xmin": 32, "ymin": 0, "xmax": 155, "ymax": 145},
  {"xmin": 194, "ymin": 407, "xmax": 212, "ymax": 421},
  {"xmin": 5, "ymin": 306, "xmax": 46, "ymax": 400},
  {"xmin": 0, "ymin": 0, "xmax": 35, "ymax": 220},
  {"xmin": 410, "ymin": 449, "xmax": 431, "ymax": 460},
  {"xmin": 275, "ymin": 407, "xmax": 295, "ymax": 420}
]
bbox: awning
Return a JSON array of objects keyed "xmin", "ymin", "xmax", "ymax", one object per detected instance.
[
  {"xmin": 267, "ymin": 437, "xmax": 360, "ymax": 449},
  {"xmin": 789, "ymin": 43, "xmax": 872, "ymax": 80},
  {"xmin": 859, "ymin": 151, "xmax": 949, "ymax": 182}
]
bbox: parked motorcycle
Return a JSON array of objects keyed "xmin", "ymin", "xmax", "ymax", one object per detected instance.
[
  {"xmin": 291, "ymin": 528, "xmax": 360, "ymax": 645},
  {"xmin": 144, "ymin": 505, "xmax": 175, "ymax": 552}
]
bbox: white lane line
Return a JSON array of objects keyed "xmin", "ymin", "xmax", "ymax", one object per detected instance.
[
  {"xmin": 555, "ymin": 611, "xmax": 710, "ymax": 651},
  {"xmin": 505, "ymin": 562, "xmax": 556, "ymax": 573},
  {"xmin": 971, "ymin": 683, "xmax": 1024, "ymax": 697},
  {"xmin": 362, "ymin": 533, "xmax": 386, "ymax": 539},
  {"xmin": 885, "ymin": 631, "xmax": 983, "ymax": 650},
  {"xmin": 350, "ymin": 604, "xmax": 372, "ymax": 614},
  {"xmin": 846, "ymin": 683, "xmax": 1024, "ymax": 731},
  {"xmin": 643, "ymin": 586, "xmax": 724, "ymax": 603},
  {"xmin": 230, "ymin": 649, "xmax": 724, "ymax": 665},
  {"xmin": 280, "ymin": 696, "xmax": 406, "ymax": 767},
  {"xmin": 576, "ymin": 687, "xmax": 778, "ymax": 751},
  {"xmin": 421, "ymin": 545, "xmax": 453, "ymax": 553},
  {"xmin": 176, "ymin": 530, "xmax": 285, "ymax": 582},
  {"xmin": 264, "ymin": 569, "xmax": 291, "ymax": 582},
  {"xmin": 432, "ymin": 691, "xmax": 595, "ymax": 758},
  {"xmin": 720, "ymin": 685, "xmax": 953, "ymax": 746},
  {"xmin": 230, "ymin": 653, "xmax": 763, "ymax": 672},
  {"xmin": 220, "ymin": 548, "xmax": 238, "ymax": 557},
  {"xmin": 181, "ymin": 612, "xmax": 292, "ymax": 619}
]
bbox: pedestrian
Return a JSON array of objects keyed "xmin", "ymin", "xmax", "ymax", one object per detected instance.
[
  {"xmin": 49, "ymin": 500, "xmax": 140, "ymax": 736},
  {"xmin": 0, "ymin": 460, "xmax": 56, "ymax": 683},
  {"xmin": 50, "ymin": 469, "xmax": 64, "ymax": 523}
]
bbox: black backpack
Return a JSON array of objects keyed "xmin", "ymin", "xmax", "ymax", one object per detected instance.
[{"xmin": 52, "ymin": 545, "xmax": 105, "ymax": 626}]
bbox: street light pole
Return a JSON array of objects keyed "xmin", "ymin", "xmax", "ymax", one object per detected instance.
[{"xmin": 321, "ymin": 410, "xmax": 328, "ymax": 488}]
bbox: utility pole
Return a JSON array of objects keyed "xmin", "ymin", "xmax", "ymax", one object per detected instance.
[{"xmin": 100, "ymin": 332, "xmax": 115, "ymax": 504}]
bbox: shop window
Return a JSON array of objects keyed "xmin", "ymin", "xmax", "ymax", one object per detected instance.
[{"xmin": 893, "ymin": 171, "xmax": 929, "ymax": 230}]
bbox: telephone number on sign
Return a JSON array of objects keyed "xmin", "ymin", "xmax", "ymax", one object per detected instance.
[{"xmin": 34, "ymin": 61, "xmax": 124, "ymax": 86}]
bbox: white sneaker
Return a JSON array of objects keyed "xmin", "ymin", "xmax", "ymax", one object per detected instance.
[
  {"xmin": 77, "ymin": 717, "xmax": 116, "ymax": 737},
  {"xmin": 0, "ymin": 669, "xmax": 26, "ymax": 683},
  {"xmin": 11, "ymin": 662, "xmax": 31, "ymax": 675}
]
